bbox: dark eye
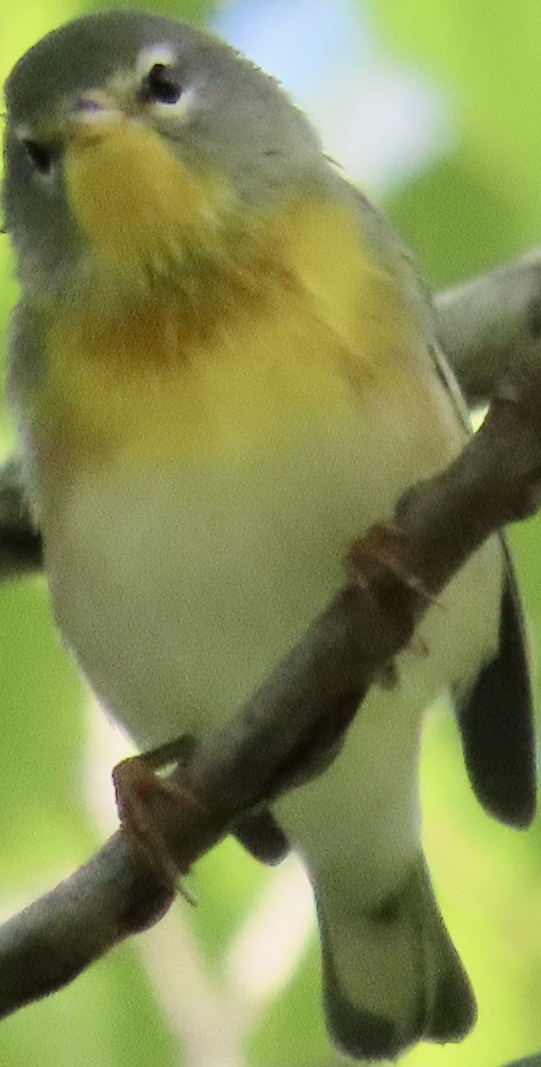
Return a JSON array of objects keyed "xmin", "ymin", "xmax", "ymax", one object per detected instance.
[
  {"xmin": 23, "ymin": 139, "xmax": 53, "ymax": 175},
  {"xmin": 142, "ymin": 63, "xmax": 182, "ymax": 105}
]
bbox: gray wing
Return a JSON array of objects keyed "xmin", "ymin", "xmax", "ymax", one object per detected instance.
[
  {"xmin": 345, "ymin": 177, "xmax": 536, "ymax": 829},
  {"xmin": 429, "ymin": 281, "xmax": 536, "ymax": 828},
  {"xmin": 456, "ymin": 552, "xmax": 536, "ymax": 827}
]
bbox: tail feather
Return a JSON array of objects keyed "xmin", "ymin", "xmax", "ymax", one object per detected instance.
[{"xmin": 314, "ymin": 857, "xmax": 476, "ymax": 1060}]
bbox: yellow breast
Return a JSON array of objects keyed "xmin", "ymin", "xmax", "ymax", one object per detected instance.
[{"xmin": 34, "ymin": 183, "xmax": 458, "ymax": 481}]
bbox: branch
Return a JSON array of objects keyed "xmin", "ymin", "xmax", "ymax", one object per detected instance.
[
  {"xmin": 1, "ymin": 353, "xmax": 541, "ymax": 1018},
  {"xmin": 435, "ymin": 247, "xmax": 541, "ymax": 404}
]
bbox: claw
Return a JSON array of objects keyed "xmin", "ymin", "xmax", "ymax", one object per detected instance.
[
  {"xmin": 112, "ymin": 735, "xmax": 203, "ymax": 897},
  {"xmin": 347, "ymin": 522, "xmax": 440, "ymax": 606}
]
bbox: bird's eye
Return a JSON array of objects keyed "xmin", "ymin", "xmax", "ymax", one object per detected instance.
[
  {"xmin": 23, "ymin": 139, "xmax": 53, "ymax": 175},
  {"xmin": 142, "ymin": 63, "xmax": 183, "ymax": 105}
]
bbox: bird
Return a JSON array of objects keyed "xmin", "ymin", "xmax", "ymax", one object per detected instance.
[{"xmin": 1, "ymin": 11, "xmax": 535, "ymax": 1060}]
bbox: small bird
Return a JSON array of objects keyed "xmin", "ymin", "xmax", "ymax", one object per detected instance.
[{"xmin": 2, "ymin": 11, "xmax": 535, "ymax": 1060}]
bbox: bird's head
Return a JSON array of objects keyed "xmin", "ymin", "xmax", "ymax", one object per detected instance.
[{"xmin": 3, "ymin": 11, "xmax": 324, "ymax": 305}]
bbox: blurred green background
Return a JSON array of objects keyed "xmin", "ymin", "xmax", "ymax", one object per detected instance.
[{"xmin": 1, "ymin": 1, "xmax": 541, "ymax": 1065}]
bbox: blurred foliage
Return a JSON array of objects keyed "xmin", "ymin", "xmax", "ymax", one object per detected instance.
[{"xmin": 1, "ymin": 2, "xmax": 541, "ymax": 1066}]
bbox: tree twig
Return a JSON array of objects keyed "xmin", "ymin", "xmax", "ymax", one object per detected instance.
[{"xmin": 435, "ymin": 247, "xmax": 541, "ymax": 404}]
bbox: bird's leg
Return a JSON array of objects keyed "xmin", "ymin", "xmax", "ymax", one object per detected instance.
[
  {"xmin": 347, "ymin": 520, "xmax": 439, "ymax": 602},
  {"xmin": 347, "ymin": 521, "xmax": 435, "ymax": 686},
  {"xmin": 112, "ymin": 734, "xmax": 203, "ymax": 898}
]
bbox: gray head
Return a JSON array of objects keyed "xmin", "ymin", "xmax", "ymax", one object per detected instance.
[{"xmin": 3, "ymin": 10, "xmax": 325, "ymax": 300}]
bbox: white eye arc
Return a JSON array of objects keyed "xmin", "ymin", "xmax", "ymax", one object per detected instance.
[
  {"xmin": 137, "ymin": 43, "xmax": 177, "ymax": 76},
  {"xmin": 142, "ymin": 63, "xmax": 183, "ymax": 106},
  {"xmin": 136, "ymin": 44, "xmax": 193, "ymax": 118}
]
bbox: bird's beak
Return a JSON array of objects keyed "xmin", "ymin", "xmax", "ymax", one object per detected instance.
[
  {"xmin": 61, "ymin": 93, "xmax": 126, "ymax": 148},
  {"xmin": 21, "ymin": 93, "xmax": 125, "ymax": 160},
  {"xmin": 55, "ymin": 88, "xmax": 218, "ymax": 271}
]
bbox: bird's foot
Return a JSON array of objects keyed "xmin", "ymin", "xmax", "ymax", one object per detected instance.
[
  {"xmin": 347, "ymin": 520, "xmax": 439, "ymax": 604},
  {"xmin": 347, "ymin": 521, "xmax": 434, "ymax": 686},
  {"xmin": 112, "ymin": 735, "xmax": 202, "ymax": 899}
]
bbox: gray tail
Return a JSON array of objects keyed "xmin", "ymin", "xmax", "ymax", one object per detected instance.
[{"xmin": 315, "ymin": 856, "xmax": 476, "ymax": 1060}]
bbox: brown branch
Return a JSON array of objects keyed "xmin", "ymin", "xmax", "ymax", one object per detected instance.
[
  {"xmin": 1, "ymin": 353, "xmax": 541, "ymax": 1019},
  {"xmin": 435, "ymin": 248, "xmax": 541, "ymax": 404}
]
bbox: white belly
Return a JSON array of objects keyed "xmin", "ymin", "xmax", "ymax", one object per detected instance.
[{"xmin": 43, "ymin": 417, "xmax": 502, "ymax": 893}]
